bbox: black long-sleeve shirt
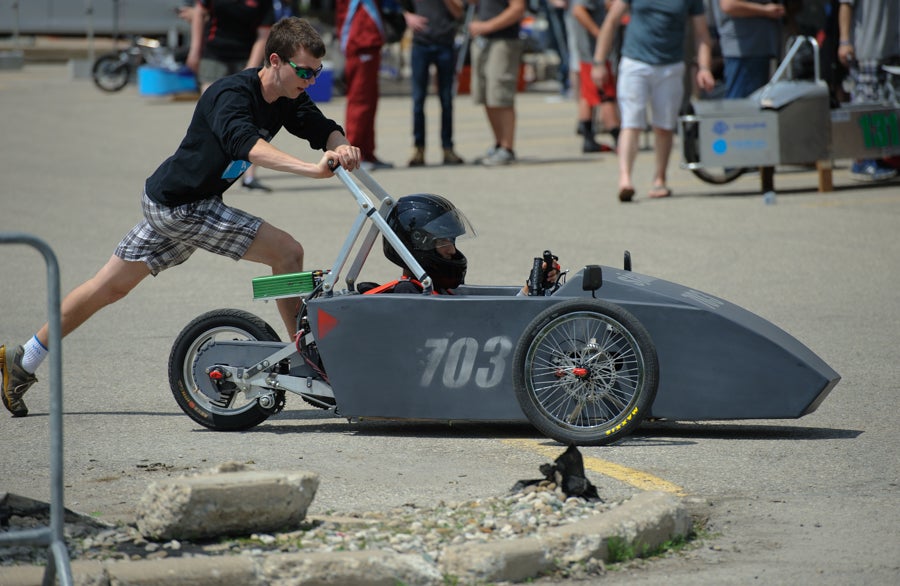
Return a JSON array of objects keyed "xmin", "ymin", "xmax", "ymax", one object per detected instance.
[{"xmin": 145, "ymin": 68, "xmax": 343, "ymax": 206}]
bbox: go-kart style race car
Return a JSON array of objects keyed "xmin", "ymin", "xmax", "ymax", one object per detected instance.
[{"xmin": 168, "ymin": 167, "xmax": 840, "ymax": 446}]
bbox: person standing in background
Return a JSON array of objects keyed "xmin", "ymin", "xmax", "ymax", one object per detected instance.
[
  {"xmin": 187, "ymin": 0, "xmax": 277, "ymax": 192},
  {"xmin": 405, "ymin": 0, "xmax": 467, "ymax": 167},
  {"xmin": 592, "ymin": 0, "xmax": 714, "ymax": 201},
  {"xmin": 837, "ymin": 0, "xmax": 899, "ymax": 182},
  {"xmin": 469, "ymin": 0, "xmax": 527, "ymax": 166},
  {"xmin": 712, "ymin": 0, "xmax": 784, "ymax": 99},
  {"xmin": 537, "ymin": 0, "xmax": 572, "ymax": 96},
  {"xmin": 337, "ymin": 0, "xmax": 395, "ymax": 170},
  {"xmin": 569, "ymin": 0, "xmax": 620, "ymax": 153}
]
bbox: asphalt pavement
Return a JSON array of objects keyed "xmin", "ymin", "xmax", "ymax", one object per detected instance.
[{"xmin": 1, "ymin": 60, "xmax": 899, "ymax": 585}]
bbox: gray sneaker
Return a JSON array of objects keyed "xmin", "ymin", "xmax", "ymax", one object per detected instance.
[
  {"xmin": 482, "ymin": 147, "xmax": 515, "ymax": 167},
  {"xmin": 1, "ymin": 344, "xmax": 37, "ymax": 417}
]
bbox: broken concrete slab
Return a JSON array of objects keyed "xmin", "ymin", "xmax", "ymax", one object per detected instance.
[{"xmin": 135, "ymin": 470, "xmax": 319, "ymax": 541}]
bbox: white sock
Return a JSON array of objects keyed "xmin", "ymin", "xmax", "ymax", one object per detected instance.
[{"xmin": 21, "ymin": 335, "xmax": 48, "ymax": 374}]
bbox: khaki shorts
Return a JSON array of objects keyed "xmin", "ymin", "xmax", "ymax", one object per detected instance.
[{"xmin": 471, "ymin": 37, "xmax": 523, "ymax": 108}]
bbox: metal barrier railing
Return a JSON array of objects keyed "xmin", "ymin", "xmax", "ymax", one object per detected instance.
[{"xmin": 0, "ymin": 233, "xmax": 72, "ymax": 585}]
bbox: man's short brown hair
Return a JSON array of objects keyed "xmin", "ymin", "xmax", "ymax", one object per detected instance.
[{"xmin": 264, "ymin": 17, "xmax": 326, "ymax": 66}]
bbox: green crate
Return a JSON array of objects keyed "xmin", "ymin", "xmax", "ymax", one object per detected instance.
[{"xmin": 252, "ymin": 272, "xmax": 315, "ymax": 300}]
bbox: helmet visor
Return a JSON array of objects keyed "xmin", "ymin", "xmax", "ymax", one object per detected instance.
[{"xmin": 408, "ymin": 208, "xmax": 477, "ymax": 251}]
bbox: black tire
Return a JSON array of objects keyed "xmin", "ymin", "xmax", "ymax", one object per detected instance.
[
  {"xmin": 92, "ymin": 54, "xmax": 131, "ymax": 92},
  {"xmin": 691, "ymin": 167, "xmax": 746, "ymax": 185},
  {"xmin": 681, "ymin": 103, "xmax": 746, "ymax": 185},
  {"xmin": 513, "ymin": 299, "xmax": 659, "ymax": 446},
  {"xmin": 168, "ymin": 309, "xmax": 281, "ymax": 431}
]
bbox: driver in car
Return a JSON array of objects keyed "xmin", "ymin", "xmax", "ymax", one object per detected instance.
[{"xmin": 364, "ymin": 194, "xmax": 561, "ymax": 296}]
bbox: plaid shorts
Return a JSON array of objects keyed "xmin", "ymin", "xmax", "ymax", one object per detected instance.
[{"xmin": 115, "ymin": 191, "xmax": 263, "ymax": 275}]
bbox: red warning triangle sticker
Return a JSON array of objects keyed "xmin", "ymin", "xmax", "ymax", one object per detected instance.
[{"xmin": 317, "ymin": 309, "xmax": 338, "ymax": 339}]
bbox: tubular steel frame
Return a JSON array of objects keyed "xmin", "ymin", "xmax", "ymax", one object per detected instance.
[{"xmin": 0, "ymin": 233, "xmax": 72, "ymax": 586}]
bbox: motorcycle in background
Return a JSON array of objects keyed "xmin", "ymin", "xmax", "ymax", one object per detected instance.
[{"xmin": 91, "ymin": 35, "xmax": 187, "ymax": 93}]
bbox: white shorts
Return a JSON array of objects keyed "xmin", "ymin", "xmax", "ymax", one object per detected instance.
[{"xmin": 616, "ymin": 57, "xmax": 685, "ymax": 131}]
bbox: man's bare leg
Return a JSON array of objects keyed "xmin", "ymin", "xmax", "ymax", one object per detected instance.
[
  {"xmin": 616, "ymin": 127, "xmax": 641, "ymax": 201},
  {"xmin": 35, "ymin": 255, "xmax": 152, "ymax": 348},
  {"xmin": 485, "ymin": 106, "xmax": 516, "ymax": 150},
  {"xmin": 241, "ymin": 222, "xmax": 305, "ymax": 337},
  {"xmin": 649, "ymin": 127, "xmax": 674, "ymax": 197}
]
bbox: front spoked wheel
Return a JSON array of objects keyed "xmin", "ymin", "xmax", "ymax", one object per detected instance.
[
  {"xmin": 168, "ymin": 309, "xmax": 281, "ymax": 431},
  {"xmin": 513, "ymin": 299, "xmax": 659, "ymax": 446}
]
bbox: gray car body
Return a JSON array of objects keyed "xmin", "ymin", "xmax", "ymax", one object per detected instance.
[{"xmin": 306, "ymin": 267, "xmax": 839, "ymax": 423}]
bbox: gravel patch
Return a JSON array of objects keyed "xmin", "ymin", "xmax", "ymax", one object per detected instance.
[{"xmin": 2, "ymin": 480, "xmax": 618, "ymax": 571}]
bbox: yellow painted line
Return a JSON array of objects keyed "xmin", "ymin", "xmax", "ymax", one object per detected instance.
[{"xmin": 503, "ymin": 438, "xmax": 685, "ymax": 496}]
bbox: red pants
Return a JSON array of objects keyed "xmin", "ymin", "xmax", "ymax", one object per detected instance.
[{"xmin": 343, "ymin": 47, "xmax": 381, "ymax": 161}]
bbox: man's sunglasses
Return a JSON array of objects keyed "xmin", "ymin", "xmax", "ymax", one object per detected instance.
[{"xmin": 287, "ymin": 60, "xmax": 324, "ymax": 80}]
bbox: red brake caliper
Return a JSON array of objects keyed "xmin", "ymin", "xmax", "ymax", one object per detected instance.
[{"xmin": 557, "ymin": 366, "xmax": 590, "ymax": 378}]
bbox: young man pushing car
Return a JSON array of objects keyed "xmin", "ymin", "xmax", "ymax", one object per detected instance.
[{"xmin": 2, "ymin": 17, "xmax": 360, "ymax": 417}]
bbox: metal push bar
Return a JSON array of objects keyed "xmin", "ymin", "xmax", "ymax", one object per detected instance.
[{"xmin": 324, "ymin": 166, "xmax": 433, "ymax": 295}]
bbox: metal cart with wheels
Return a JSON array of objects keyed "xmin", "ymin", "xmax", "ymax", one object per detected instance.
[{"xmin": 680, "ymin": 36, "xmax": 900, "ymax": 192}]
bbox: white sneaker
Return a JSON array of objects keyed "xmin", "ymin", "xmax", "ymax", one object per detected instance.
[{"xmin": 482, "ymin": 147, "xmax": 515, "ymax": 167}]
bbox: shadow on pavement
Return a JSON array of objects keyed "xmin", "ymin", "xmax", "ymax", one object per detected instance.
[{"xmin": 634, "ymin": 420, "xmax": 863, "ymax": 442}]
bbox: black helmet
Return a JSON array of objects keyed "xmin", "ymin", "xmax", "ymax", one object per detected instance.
[{"xmin": 383, "ymin": 194, "xmax": 476, "ymax": 290}]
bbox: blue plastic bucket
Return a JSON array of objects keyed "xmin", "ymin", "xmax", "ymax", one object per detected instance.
[{"xmin": 137, "ymin": 66, "xmax": 198, "ymax": 96}]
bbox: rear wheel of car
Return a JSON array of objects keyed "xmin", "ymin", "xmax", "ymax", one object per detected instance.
[{"xmin": 168, "ymin": 309, "xmax": 281, "ymax": 431}]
